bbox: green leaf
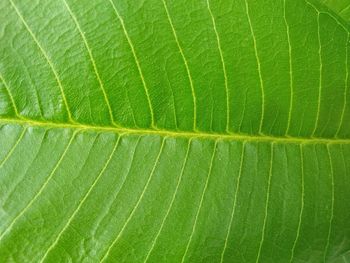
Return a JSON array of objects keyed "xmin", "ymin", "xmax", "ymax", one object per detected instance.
[
  {"xmin": 0, "ymin": 0, "xmax": 349, "ymax": 262},
  {"xmin": 320, "ymin": 0, "xmax": 350, "ymax": 22}
]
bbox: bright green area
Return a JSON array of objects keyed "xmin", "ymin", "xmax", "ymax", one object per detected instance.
[{"xmin": 0, "ymin": 0, "xmax": 349, "ymax": 262}]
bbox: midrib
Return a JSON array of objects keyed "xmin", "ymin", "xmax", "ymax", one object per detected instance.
[{"xmin": 0, "ymin": 117, "xmax": 349, "ymax": 144}]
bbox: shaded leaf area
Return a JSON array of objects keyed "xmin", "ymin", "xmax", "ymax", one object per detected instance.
[
  {"xmin": 0, "ymin": 0, "xmax": 350, "ymax": 262},
  {"xmin": 320, "ymin": 0, "xmax": 350, "ymax": 22},
  {"xmin": 0, "ymin": 125, "xmax": 349, "ymax": 262}
]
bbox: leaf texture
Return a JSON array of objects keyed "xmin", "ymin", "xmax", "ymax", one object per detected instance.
[{"xmin": 0, "ymin": 0, "xmax": 350, "ymax": 262}]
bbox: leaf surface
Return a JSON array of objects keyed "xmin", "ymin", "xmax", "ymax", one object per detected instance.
[{"xmin": 0, "ymin": 0, "xmax": 350, "ymax": 262}]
